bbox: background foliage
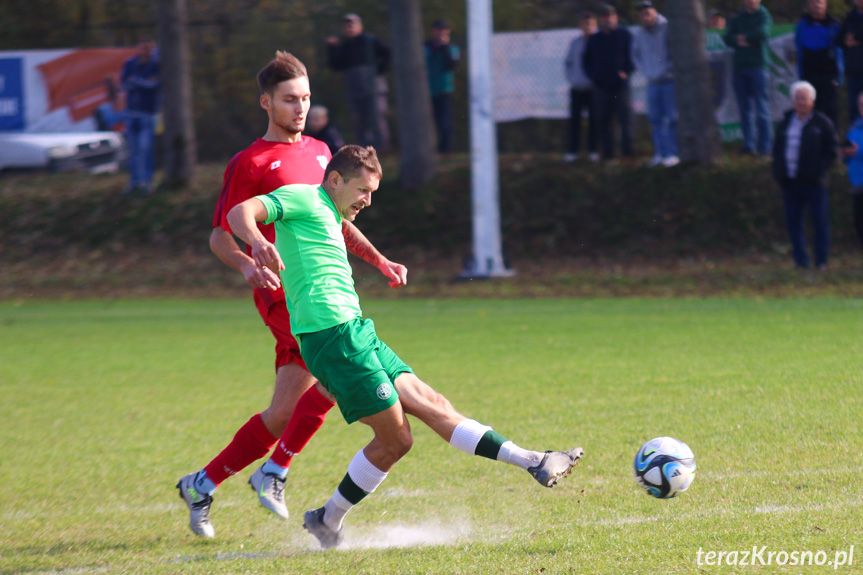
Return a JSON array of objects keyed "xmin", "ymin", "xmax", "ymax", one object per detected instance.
[{"xmin": 1, "ymin": 0, "xmax": 853, "ymax": 162}]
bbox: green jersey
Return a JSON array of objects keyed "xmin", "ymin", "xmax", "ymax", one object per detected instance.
[{"xmin": 257, "ymin": 184, "xmax": 361, "ymax": 335}]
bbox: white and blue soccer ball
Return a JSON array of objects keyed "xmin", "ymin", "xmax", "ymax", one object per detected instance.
[{"xmin": 633, "ymin": 436, "xmax": 696, "ymax": 499}]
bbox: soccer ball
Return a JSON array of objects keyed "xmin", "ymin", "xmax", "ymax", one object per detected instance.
[{"xmin": 633, "ymin": 436, "xmax": 696, "ymax": 499}]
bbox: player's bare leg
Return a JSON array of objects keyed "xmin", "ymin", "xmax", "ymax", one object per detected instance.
[
  {"xmin": 261, "ymin": 362, "xmax": 319, "ymax": 436},
  {"xmin": 394, "ymin": 373, "xmax": 583, "ymax": 487},
  {"xmin": 178, "ymin": 363, "xmax": 320, "ymax": 536}
]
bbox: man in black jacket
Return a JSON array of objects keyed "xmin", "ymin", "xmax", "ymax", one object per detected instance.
[
  {"xmin": 772, "ymin": 81, "xmax": 838, "ymax": 269},
  {"xmin": 327, "ymin": 14, "xmax": 391, "ymax": 151},
  {"xmin": 582, "ymin": 3, "xmax": 634, "ymax": 160},
  {"xmin": 837, "ymin": 0, "xmax": 863, "ymax": 123}
]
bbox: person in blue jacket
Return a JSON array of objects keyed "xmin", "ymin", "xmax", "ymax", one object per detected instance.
[
  {"xmin": 838, "ymin": 91, "xmax": 863, "ymax": 249},
  {"xmin": 121, "ymin": 38, "xmax": 160, "ymax": 195},
  {"xmin": 796, "ymin": 0, "xmax": 843, "ymax": 128}
]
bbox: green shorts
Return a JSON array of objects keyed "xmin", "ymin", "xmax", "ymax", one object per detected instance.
[{"xmin": 298, "ymin": 317, "xmax": 413, "ymax": 424}]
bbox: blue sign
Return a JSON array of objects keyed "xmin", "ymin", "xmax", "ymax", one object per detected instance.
[{"xmin": 0, "ymin": 58, "xmax": 25, "ymax": 131}]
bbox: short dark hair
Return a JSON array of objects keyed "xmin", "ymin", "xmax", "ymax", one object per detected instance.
[
  {"xmin": 257, "ymin": 51, "xmax": 308, "ymax": 95},
  {"xmin": 580, "ymin": 11, "xmax": 597, "ymax": 21},
  {"xmin": 324, "ymin": 145, "xmax": 383, "ymax": 182},
  {"xmin": 432, "ymin": 19, "xmax": 449, "ymax": 29},
  {"xmin": 597, "ymin": 3, "xmax": 616, "ymax": 16}
]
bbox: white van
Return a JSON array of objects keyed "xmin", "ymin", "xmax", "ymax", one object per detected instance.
[{"xmin": 0, "ymin": 131, "xmax": 124, "ymax": 174}]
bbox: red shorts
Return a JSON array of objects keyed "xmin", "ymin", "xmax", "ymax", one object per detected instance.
[{"xmin": 261, "ymin": 298, "xmax": 307, "ymax": 372}]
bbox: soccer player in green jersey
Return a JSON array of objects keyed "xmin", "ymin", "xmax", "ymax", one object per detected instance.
[{"xmin": 227, "ymin": 145, "xmax": 583, "ymax": 549}]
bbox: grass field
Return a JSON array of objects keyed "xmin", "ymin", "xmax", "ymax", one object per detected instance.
[{"xmin": 1, "ymin": 298, "xmax": 861, "ymax": 574}]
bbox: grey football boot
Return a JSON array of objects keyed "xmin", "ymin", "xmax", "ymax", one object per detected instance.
[
  {"xmin": 175, "ymin": 472, "xmax": 215, "ymax": 538},
  {"xmin": 303, "ymin": 507, "xmax": 344, "ymax": 549},
  {"xmin": 527, "ymin": 447, "xmax": 584, "ymax": 487},
  {"xmin": 248, "ymin": 466, "xmax": 289, "ymax": 519}
]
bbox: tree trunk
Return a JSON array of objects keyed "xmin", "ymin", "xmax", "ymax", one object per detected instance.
[
  {"xmin": 157, "ymin": 0, "xmax": 196, "ymax": 188},
  {"xmin": 388, "ymin": 0, "xmax": 437, "ymax": 188},
  {"xmin": 666, "ymin": 0, "xmax": 720, "ymax": 164}
]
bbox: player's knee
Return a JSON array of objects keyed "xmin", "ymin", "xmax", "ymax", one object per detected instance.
[
  {"xmin": 386, "ymin": 427, "xmax": 413, "ymax": 459},
  {"xmin": 410, "ymin": 390, "xmax": 455, "ymax": 420},
  {"xmin": 260, "ymin": 407, "xmax": 291, "ymax": 435},
  {"xmin": 398, "ymin": 431, "xmax": 414, "ymax": 458}
]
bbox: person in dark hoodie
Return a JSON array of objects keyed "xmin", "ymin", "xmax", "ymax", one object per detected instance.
[
  {"xmin": 837, "ymin": 0, "xmax": 863, "ymax": 123},
  {"xmin": 326, "ymin": 14, "xmax": 392, "ymax": 152},
  {"xmin": 724, "ymin": 0, "xmax": 773, "ymax": 156},
  {"xmin": 772, "ymin": 81, "xmax": 838, "ymax": 270},
  {"xmin": 582, "ymin": 3, "xmax": 634, "ymax": 160},
  {"xmin": 796, "ymin": 0, "xmax": 843, "ymax": 127}
]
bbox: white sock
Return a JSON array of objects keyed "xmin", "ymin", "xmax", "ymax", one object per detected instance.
[
  {"xmin": 497, "ymin": 441, "xmax": 544, "ymax": 470},
  {"xmin": 449, "ymin": 418, "xmax": 491, "ymax": 455},
  {"xmin": 322, "ymin": 450, "xmax": 388, "ymax": 531},
  {"xmin": 323, "ymin": 490, "xmax": 353, "ymax": 531}
]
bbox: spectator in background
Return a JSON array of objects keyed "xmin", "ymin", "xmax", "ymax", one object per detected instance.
[
  {"xmin": 837, "ymin": 91, "xmax": 863, "ymax": 249},
  {"xmin": 424, "ymin": 19, "xmax": 461, "ymax": 154},
  {"xmin": 796, "ymin": 0, "xmax": 843, "ymax": 128},
  {"xmin": 583, "ymin": 4, "xmax": 634, "ymax": 161},
  {"xmin": 707, "ymin": 9, "xmax": 727, "ymax": 31},
  {"xmin": 327, "ymin": 14, "xmax": 392, "ymax": 152},
  {"xmin": 306, "ymin": 105, "xmax": 345, "ymax": 156},
  {"xmin": 563, "ymin": 11, "xmax": 599, "ymax": 163},
  {"xmin": 724, "ymin": 0, "xmax": 773, "ymax": 157},
  {"xmin": 632, "ymin": 1, "xmax": 679, "ymax": 167},
  {"xmin": 837, "ymin": 0, "xmax": 863, "ymax": 124},
  {"xmin": 121, "ymin": 37, "xmax": 160, "ymax": 195},
  {"xmin": 772, "ymin": 81, "xmax": 837, "ymax": 270}
]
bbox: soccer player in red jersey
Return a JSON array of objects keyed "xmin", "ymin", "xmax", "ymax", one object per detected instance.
[{"xmin": 175, "ymin": 51, "xmax": 407, "ymax": 538}]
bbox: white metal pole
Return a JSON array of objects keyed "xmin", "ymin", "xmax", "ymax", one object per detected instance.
[{"xmin": 462, "ymin": 0, "xmax": 514, "ymax": 278}]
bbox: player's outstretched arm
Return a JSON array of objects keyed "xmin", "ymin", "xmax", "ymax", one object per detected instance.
[
  {"xmin": 227, "ymin": 199, "xmax": 284, "ymax": 273},
  {"xmin": 342, "ymin": 221, "xmax": 407, "ymax": 288},
  {"xmin": 209, "ymin": 226, "xmax": 282, "ymax": 291}
]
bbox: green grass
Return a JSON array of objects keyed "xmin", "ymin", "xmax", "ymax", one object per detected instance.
[{"xmin": 1, "ymin": 298, "xmax": 861, "ymax": 574}]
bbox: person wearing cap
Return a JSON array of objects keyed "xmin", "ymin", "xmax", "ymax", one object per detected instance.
[
  {"xmin": 582, "ymin": 3, "xmax": 635, "ymax": 160},
  {"xmin": 632, "ymin": 1, "xmax": 679, "ymax": 167},
  {"xmin": 563, "ymin": 11, "xmax": 600, "ymax": 163},
  {"xmin": 424, "ymin": 19, "xmax": 461, "ymax": 154},
  {"xmin": 326, "ymin": 14, "xmax": 392, "ymax": 152},
  {"xmin": 707, "ymin": 9, "xmax": 727, "ymax": 30},
  {"xmin": 796, "ymin": 0, "xmax": 843, "ymax": 128},
  {"xmin": 724, "ymin": 0, "xmax": 774, "ymax": 157}
]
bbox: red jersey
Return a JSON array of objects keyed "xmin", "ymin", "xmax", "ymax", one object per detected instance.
[{"xmin": 213, "ymin": 136, "xmax": 332, "ymax": 315}]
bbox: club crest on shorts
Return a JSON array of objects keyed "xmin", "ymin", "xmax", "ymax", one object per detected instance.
[{"xmin": 376, "ymin": 382, "xmax": 393, "ymax": 400}]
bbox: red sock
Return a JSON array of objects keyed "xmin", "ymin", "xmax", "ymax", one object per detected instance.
[
  {"xmin": 204, "ymin": 413, "xmax": 277, "ymax": 486},
  {"xmin": 270, "ymin": 386, "xmax": 335, "ymax": 468}
]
